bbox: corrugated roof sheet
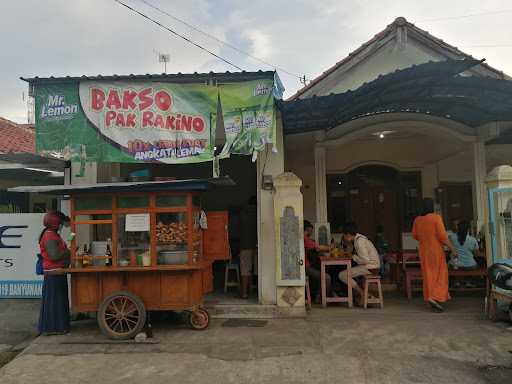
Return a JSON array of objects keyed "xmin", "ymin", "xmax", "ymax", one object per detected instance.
[
  {"xmin": 8, "ymin": 176, "xmax": 235, "ymax": 194},
  {"xmin": 279, "ymin": 59, "xmax": 512, "ymax": 134},
  {"xmin": 21, "ymin": 70, "xmax": 275, "ymax": 84}
]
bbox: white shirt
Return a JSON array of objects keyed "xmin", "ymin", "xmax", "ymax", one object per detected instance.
[{"xmin": 353, "ymin": 234, "xmax": 381, "ymax": 269}]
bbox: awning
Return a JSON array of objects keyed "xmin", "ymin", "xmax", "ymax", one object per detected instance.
[
  {"xmin": 0, "ymin": 153, "xmax": 68, "ymax": 172},
  {"xmin": 279, "ymin": 59, "xmax": 512, "ymax": 135},
  {"xmin": 8, "ymin": 176, "xmax": 235, "ymax": 195}
]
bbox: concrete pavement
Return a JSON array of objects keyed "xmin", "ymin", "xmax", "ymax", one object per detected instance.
[
  {"xmin": 0, "ymin": 299, "xmax": 39, "ymax": 367},
  {"xmin": 0, "ymin": 295, "xmax": 511, "ymax": 383}
]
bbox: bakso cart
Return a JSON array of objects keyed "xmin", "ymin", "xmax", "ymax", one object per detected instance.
[{"xmin": 12, "ymin": 177, "xmax": 234, "ymax": 339}]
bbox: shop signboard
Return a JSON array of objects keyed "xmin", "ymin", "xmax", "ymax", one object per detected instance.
[
  {"xmin": 0, "ymin": 214, "xmax": 45, "ymax": 298},
  {"xmin": 34, "ymin": 76, "xmax": 280, "ymax": 164}
]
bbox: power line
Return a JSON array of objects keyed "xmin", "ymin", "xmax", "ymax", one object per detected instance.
[
  {"xmin": 459, "ymin": 44, "xmax": 512, "ymax": 48},
  {"xmin": 135, "ymin": 0, "xmax": 304, "ymax": 80},
  {"xmin": 418, "ymin": 9, "xmax": 512, "ymax": 22},
  {"xmin": 114, "ymin": 0, "xmax": 244, "ymax": 71}
]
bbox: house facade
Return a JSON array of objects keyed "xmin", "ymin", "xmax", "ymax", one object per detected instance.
[
  {"xmin": 284, "ymin": 17, "xmax": 512, "ymax": 255},
  {"xmin": 16, "ymin": 17, "xmax": 512, "ymax": 307}
]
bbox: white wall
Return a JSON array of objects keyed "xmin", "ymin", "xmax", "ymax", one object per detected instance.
[
  {"xmin": 257, "ymin": 115, "xmax": 285, "ymax": 304},
  {"xmin": 486, "ymin": 144, "xmax": 512, "ymax": 171},
  {"xmin": 300, "ymin": 39, "xmax": 446, "ymax": 98}
]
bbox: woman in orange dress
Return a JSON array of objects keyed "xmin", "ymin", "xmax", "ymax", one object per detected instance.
[{"xmin": 412, "ymin": 198, "xmax": 457, "ymax": 311}]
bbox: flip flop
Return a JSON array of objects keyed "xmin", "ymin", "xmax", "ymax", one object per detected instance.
[{"xmin": 428, "ymin": 299, "xmax": 444, "ymax": 312}]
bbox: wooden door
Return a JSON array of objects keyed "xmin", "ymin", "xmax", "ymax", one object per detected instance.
[
  {"xmin": 373, "ymin": 187, "xmax": 400, "ymax": 251},
  {"xmin": 348, "ymin": 187, "xmax": 375, "ymax": 241},
  {"xmin": 441, "ymin": 183, "xmax": 474, "ymax": 226},
  {"xmin": 347, "ymin": 185, "xmax": 400, "ymax": 250},
  {"xmin": 203, "ymin": 211, "xmax": 230, "ymax": 261}
]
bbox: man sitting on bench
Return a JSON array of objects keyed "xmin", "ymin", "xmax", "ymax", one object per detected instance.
[{"xmin": 339, "ymin": 222, "xmax": 381, "ymax": 305}]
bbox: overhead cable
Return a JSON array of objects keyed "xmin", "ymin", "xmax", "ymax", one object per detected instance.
[
  {"xmin": 114, "ymin": 0, "xmax": 244, "ymax": 71},
  {"xmin": 135, "ymin": 0, "xmax": 304, "ymax": 79},
  {"xmin": 419, "ymin": 9, "xmax": 512, "ymax": 22}
]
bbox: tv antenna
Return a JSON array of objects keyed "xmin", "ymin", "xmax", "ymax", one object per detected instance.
[{"xmin": 153, "ymin": 49, "xmax": 170, "ymax": 73}]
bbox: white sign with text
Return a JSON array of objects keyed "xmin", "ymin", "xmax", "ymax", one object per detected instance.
[
  {"xmin": 125, "ymin": 213, "xmax": 150, "ymax": 232},
  {"xmin": 0, "ymin": 214, "xmax": 45, "ymax": 298}
]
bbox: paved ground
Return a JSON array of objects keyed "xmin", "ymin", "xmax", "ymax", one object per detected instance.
[
  {"xmin": 0, "ymin": 300, "xmax": 39, "ymax": 367},
  {"xmin": 0, "ymin": 294, "xmax": 511, "ymax": 383}
]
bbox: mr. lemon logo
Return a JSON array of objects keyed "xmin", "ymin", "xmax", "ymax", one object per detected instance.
[{"xmin": 40, "ymin": 94, "xmax": 79, "ymax": 121}]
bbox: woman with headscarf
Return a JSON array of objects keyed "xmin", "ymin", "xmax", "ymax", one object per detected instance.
[
  {"xmin": 38, "ymin": 211, "xmax": 71, "ymax": 335},
  {"xmin": 412, "ymin": 198, "xmax": 457, "ymax": 312}
]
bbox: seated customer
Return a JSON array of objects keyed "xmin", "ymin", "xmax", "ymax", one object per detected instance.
[
  {"xmin": 304, "ymin": 220, "xmax": 333, "ymax": 301},
  {"xmin": 338, "ymin": 222, "xmax": 381, "ymax": 304},
  {"xmin": 448, "ymin": 220, "xmax": 478, "ymax": 270}
]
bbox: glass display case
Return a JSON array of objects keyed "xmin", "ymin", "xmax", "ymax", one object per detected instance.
[{"xmin": 70, "ymin": 192, "xmax": 203, "ymax": 269}]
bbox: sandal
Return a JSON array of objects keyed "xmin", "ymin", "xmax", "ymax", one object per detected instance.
[{"xmin": 428, "ymin": 299, "xmax": 444, "ymax": 312}]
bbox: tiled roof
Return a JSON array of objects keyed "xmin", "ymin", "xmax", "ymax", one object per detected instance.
[
  {"xmin": 290, "ymin": 17, "xmax": 508, "ymax": 100},
  {"xmin": 0, "ymin": 117, "xmax": 35, "ymax": 153}
]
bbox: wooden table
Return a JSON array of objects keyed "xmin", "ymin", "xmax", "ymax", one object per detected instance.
[{"xmin": 320, "ymin": 256, "xmax": 353, "ymax": 308}]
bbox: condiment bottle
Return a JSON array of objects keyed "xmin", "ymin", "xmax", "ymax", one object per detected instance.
[
  {"xmin": 105, "ymin": 238, "xmax": 112, "ymax": 267},
  {"xmin": 82, "ymin": 244, "xmax": 89, "ymax": 267}
]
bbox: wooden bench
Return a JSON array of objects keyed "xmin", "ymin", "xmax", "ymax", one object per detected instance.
[
  {"xmin": 448, "ymin": 267, "xmax": 487, "ymax": 292},
  {"xmin": 402, "ymin": 252, "xmax": 487, "ymax": 299}
]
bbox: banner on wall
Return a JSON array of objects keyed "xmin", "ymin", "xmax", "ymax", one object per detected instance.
[
  {"xmin": 0, "ymin": 214, "xmax": 44, "ymax": 298},
  {"xmin": 34, "ymin": 76, "xmax": 282, "ymax": 164},
  {"xmin": 219, "ymin": 78, "xmax": 276, "ymax": 159}
]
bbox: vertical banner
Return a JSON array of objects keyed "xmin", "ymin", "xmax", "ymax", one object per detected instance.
[
  {"xmin": 0, "ymin": 214, "xmax": 44, "ymax": 298},
  {"xmin": 218, "ymin": 78, "xmax": 276, "ymax": 159}
]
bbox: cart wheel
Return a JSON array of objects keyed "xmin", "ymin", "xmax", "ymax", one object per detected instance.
[
  {"xmin": 98, "ymin": 291, "xmax": 146, "ymax": 340},
  {"xmin": 189, "ymin": 308, "xmax": 209, "ymax": 330}
]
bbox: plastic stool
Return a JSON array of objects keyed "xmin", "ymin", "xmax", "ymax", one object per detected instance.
[
  {"xmin": 363, "ymin": 274, "xmax": 384, "ymax": 309},
  {"xmin": 224, "ymin": 262, "xmax": 240, "ymax": 293}
]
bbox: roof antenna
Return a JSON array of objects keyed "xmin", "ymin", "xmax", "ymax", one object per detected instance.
[
  {"xmin": 300, "ymin": 75, "xmax": 308, "ymax": 86},
  {"xmin": 153, "ymin": 49, "xmax": 170, "ymax": 73}
]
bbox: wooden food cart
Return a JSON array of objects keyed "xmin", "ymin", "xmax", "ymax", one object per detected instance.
[{"xmin": 15, "ymin": 177, "xmax": 234, "ymax": 339}]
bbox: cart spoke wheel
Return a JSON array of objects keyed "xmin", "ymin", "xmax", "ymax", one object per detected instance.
[
  {"xmin": 98, "ymin": 291, "xmax": 146, "ymax": 340},
  {"xmin": 189, "ymin": 308, "xmax": 209, "ymax": 330}
]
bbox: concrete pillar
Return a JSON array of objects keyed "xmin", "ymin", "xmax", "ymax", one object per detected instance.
[
  {"xmin": 256, "ymin": 114, "xmax": 284, "ymax": 305},
  {"xmin": 314, "ymin": 146, "xmax": 328, "ymax": 223},
  {"xmin": 273, "ymin": 172, "xmax": 306, "ymax": 316},
  {"xmin": 473, "ymin": 141, "xmax": 487, "ymax": 233},
  {"xmin": 485, "ymin": 165, "xmax": 512, "ymax": 263}
]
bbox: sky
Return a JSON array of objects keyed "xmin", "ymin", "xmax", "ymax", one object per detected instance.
[{"xmin": 1, "ymin": 0, "xmax": 512, "ymax": 123}]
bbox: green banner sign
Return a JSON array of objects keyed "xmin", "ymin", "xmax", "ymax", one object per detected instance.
[
  {"xmin": 219, "ymin": 78, "xmax": 276, "ymax": 159},
  {"xmin": 34, "ymin": 77, "xmax": 281, "ymax": 164}
]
